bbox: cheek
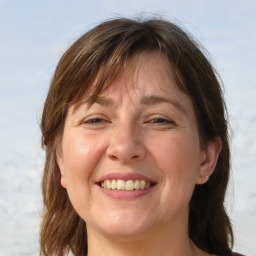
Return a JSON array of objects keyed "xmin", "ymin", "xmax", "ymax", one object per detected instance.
[
  {"xmin": 62, "ymin": 134, "xmax": 105, "ymax": 186},
  {"xmin": 61, "ymin": 133, "xmax": 108, "ymax": 217},
  {"xmin": 151, "ymin": 134, "xmax": 201, "ymax": 195},
  {"xmin": 155, "ymin": 134, "xmax": 200, "ymax": 171}
]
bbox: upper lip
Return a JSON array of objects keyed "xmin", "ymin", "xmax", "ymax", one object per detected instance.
[{"xmin": 95, "ymin": 172, "xmax": 157, "ymax": 183}]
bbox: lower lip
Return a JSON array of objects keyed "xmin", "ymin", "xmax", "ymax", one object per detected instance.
[{"xmin": 98, "ymin": 185, "xmax": 156, "ymax": 200}]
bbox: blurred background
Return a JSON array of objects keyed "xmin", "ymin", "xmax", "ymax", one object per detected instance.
[{"xmin": 0, "ymin": 0, "xmax": 255, "ymax": 255}]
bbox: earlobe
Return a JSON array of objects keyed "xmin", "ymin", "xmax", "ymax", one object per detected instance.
[
  {"xmin": 56, "ymin": 153, "xmax": 67, "ymax": 188},
  {"xmin": 196, "ymin": 137, "xmax": 222, "ymax": 185}
]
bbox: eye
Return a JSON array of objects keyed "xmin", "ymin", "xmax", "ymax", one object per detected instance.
[
  {"xmin": 84, "ymin": 118, "xmax": 105, "ymax": 124},
  {"xmin": 82, "ymin": 115, "xmax": 110, "ymax": 127},
  {"xmin": 145, "ymin": 116, "xmax": 176, "ymax": 127},
  {"xmin": 149, "ymin": 118, "xmax": 173, "ymax": 124}
]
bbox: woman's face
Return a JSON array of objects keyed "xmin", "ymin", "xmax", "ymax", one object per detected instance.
[{"xmin": 57, "ymin": 51, "xmax": 215, "ymax": 239}]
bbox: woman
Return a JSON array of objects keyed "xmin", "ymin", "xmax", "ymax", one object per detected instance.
[{"xmin": 40, "ymin": 17, "xmax": 243, "ymax": 256}]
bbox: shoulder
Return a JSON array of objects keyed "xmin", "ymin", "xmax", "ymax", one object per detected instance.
[
  {"xmin": 232, "ymin": 253, "xmax": 245, "ymax": 256},
  {"xmin": 216, "ymin": 253, "xmax": 245, "ymax": 256}
]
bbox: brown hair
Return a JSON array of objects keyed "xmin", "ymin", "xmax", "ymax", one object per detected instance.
[{"xmin": 40, "ymin": 17, "xmax": 233, "ymax": 256}]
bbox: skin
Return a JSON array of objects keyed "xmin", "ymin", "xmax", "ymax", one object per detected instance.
[{"xmin": 57, "ymin": 51, "xmax": 221, "ymax": 256}]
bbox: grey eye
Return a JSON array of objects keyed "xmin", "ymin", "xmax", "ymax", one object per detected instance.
[{"xmin": 150, "ymin": 118, "xmax": 173, "ymax": 124}]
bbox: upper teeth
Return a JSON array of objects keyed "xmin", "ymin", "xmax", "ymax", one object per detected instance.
[{"xmin": 100, "ymin": 179, "xmax": 151, "ymax": 190}]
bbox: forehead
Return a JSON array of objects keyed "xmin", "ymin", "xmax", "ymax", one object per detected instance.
[
  {"xmin": 88, "ymin": 51, "xmax": 183, "ymax": 101},
  {"xmin": 70, "ymin": 51, "xmax": 194, "ymax": 119}
]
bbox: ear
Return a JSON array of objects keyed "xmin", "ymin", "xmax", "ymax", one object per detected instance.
[
  {"xmin": 196, "ymin": 137, "xmax": 222, "ymax": 185},
  {"xmin": 56, "ymin": 152, "xmax": 67, "ymax": 188}
]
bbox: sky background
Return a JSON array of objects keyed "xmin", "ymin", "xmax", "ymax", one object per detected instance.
[{"xmin": 0, "ymin": 0, "xmax": 255, "ymax": 255}]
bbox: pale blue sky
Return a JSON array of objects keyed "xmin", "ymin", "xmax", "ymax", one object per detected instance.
[
  {"xmin": 0, "ymin": 1, "xmax": 255, "ymax": 254},
  {"xmin": 1, "ymin": 0, "xmax": 255, "ymax": 99},
  {"xmin": 1, "ymin": 0, "xmax": 256, "ymax": 150},
  {"xmin": 1, "ymin": 0, "xmax": 255, "ymax": 105}
]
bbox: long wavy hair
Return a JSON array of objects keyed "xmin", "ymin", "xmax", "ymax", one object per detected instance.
[{"xmin": 40, "ymin": 17, "xmax": 233, "ymax": 256}]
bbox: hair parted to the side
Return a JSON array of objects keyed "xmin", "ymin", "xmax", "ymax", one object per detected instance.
[{"xmin": 40, "ymin": 17, "xmax": 233, "ymax": 256}]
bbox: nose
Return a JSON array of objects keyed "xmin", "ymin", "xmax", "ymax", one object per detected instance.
[{"xmin": 106, "ymin": 123, "xmax": 146, "ymax": 163}]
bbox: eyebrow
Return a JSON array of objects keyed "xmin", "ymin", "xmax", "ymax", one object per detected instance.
[
  {"xmin": 82, "ymin": 95, "xmax": 187, "ymax": 116},
  {"xmin": 141, "ymin": 95, "xmax": 188, "ymax": 116},
  {"xmin": 83, "ymin": 97, "xmax": 115, "ymax": 107}
]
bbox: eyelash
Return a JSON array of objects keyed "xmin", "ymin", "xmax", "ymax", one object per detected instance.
[
  {"xmin": 83, "ymin": 117, "xmax": 108, "ymax": 124},
  {"xmin": 148, "ymin": 118, "xmax": 174, "ymax": 124},
  {"xmin": 150, "ymin": 118, "xmax": 173, "ymax": 124},
  {"xmin": 81, "ymin": 116, "xmax": 175, "ymax": 127}
]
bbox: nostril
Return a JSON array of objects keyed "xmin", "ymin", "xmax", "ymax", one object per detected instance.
[
  {"xmin": 108, "ymin": 153, "xmax": 141, "ymax": 162},
  {"xmin": 109, "ymin": 155, "xmax": 118, "ymax": 161}
]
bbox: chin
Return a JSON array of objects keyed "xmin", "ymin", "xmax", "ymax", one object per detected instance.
[
  {"xmin": 98, "ymin": 223, "xmax": 151, "ymax": 240},
  {"xmin": 88, "ymin": 209, "xmax": 157, "ymax": 239}
]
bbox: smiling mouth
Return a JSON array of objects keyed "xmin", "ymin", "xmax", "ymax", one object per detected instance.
[{"xmin": 99, "ymin": 179, "xmax": 156, "ymax": 191}]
